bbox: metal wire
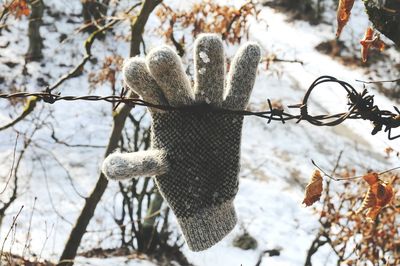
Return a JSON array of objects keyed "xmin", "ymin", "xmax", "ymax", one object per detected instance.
[{"xmin": 1, "ymin": 75, "xmax": 400, "ymax": 140}]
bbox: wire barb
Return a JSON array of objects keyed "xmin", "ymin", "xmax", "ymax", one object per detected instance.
[
  {"xmin": 1, "ymin": 76, "xmax": 400, "ymax": 140},
  {"xmin": 41, "ymin": 87, "xmax": 59, "ymax": 104}
]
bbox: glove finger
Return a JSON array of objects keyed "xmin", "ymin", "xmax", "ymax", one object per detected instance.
[
  {"xmin": 223, "ymin": 42, "xmax": 261, "ymax": 110},
  {"xmin": 102, "ymin": 150, "xmax": 168, "ymax": 180},
  {"xmin": 123, "ymin": 57, "xmax": 168, "ymax": 106},
  {"xmin": 193, "ymin": 34, "xmax": 225, "ymax": 105},
  {"xmin": 146, "ymin": 46, "xmax": 194, "ymax": 107}
]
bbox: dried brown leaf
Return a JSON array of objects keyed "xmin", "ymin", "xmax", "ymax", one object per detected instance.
[
  {"xmin": 9, "ymin": 0, "xmax": 30, "ymax": 19},
  {"xmin": 363, "ymin": 172, "xmax": 379, "ymax": 186},
  {"xmin": 336, "ymin": 0, "xmax": 355, "ymax": 37},
  {"xmin": 374, "ymin": 182, "xmax": 394, "ymax": 207},
  {"xmin": 303, "ymin": 169, "xmax": 323, "ymax": 206},
  {"xmin": 360, "ymin": 27, "xmax": 386, "ymax": 62},
  {"xmin": 356, "ymin": 188, "xmax": 376, "ymax": 214},
  {"xmin": 358, "ymin": 178, "xmax": 394, "ymax": 221}
]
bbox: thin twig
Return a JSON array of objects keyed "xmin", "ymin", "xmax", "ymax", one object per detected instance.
[
  {"xmin": 0, "ymin": 0, "xmax": 17, "ymax": 24},
  {"xmin": 34, "ymin": 153, "xmax": 73, "ymax": 225},
  {"xmin": 312, "ymin": 159, "xmax": 400, "ymax": 181},
  {"xmin": 261, "ymin": 56, "xmax": 304, "ymax": 65},
  {"xmin": 0, "ymin": 205, "xmax": 23, "ymax": 265},
  {"xmin": 355, "ymin": 78, "xmax": 400, "ymax": 84},
  {"xmin": 378, "ymin": 166, "xmax": 400, "ymax": 175},
  {"xmin": 40, "ymin": 147, "xmax": 86, "ymax": 199},
  {"xmin": 0, "ymin": 130, "xmax": 34, "ymax": 218},
  {"xmin": 312, "ymin": 160, "xmax": 362, "ymax": 181},
  {"xmin": 49, "ymin": 3, "xmax": 141, "ymax": 94},
  {"xmin": 22, "ymin": 197, "xmax": 36, "ymax": 258},
  {"xmin": 0, "ymin": 133, "xmax": 19, "ymax": 194},
  {"xmin": 0, "ymin": 3, "xmax": 141, "ymax": 132},
  {"xmin": 222, "ymin": 0, "xmax": 253, "ymax": 40},
  {"xmin": 331, "ymin": 150, "xmax": 344, "ymax": 176},
  {"xmin": 37, "ymin": 221, "xmax": 54, "ymax": 262},
  {"xmin": 0, "ymin": 97, "xmax": 37, "ymax": 131},
  {"xmin": 49, "ymin": 126, "xmax": 105, "ymax": 149}
]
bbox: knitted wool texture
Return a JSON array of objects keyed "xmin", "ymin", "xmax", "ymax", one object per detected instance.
[
  {"xmin": 102, "ymin": 34, "xmax": 260, "ymax": 251},
  {"xmin": 152, "ymin": 109, "xmax": 242, "ymax": 250}
]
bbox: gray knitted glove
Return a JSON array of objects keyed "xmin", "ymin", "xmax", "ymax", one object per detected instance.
[{"xmin": 102, "ymin": 34, "xmax": 260, "ymax": 251}]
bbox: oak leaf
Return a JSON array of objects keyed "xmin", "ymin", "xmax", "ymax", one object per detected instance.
[
  {"xmin": 9, "ymin": 0, "xmax": 30, "ymax": 19},
  {"xmin": 366, "ymin": 206, "xmax": 382, "ymax": 221},
  {"xmin": 360, "ymin": 27, "xmax": 386, "ymax": 62},
  {"xmin": 302, "ymin": 169, "xmax": 323, "ymax": 206},
  {"xmin": 373, "ymin": 182, "xmax": 393, "ymax": 207},
  {"xmin": 358, "ymin": 175, "xmax": 394, "ymax": 220},
  {"xmin": 356, "ymin": 187, "xmax": 376, "ymax": 214},
  {"xmin": 336, "ymin": 0, "xmax": 355, "ymax": 37},
  {"xmin": 362, "ymin": 172, "xmax": 379, "ymax": 186}
]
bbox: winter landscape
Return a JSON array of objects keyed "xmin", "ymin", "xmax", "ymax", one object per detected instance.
[{"xmin": 0, "ymin": 0, "xmax": 399, "ymax": 265}]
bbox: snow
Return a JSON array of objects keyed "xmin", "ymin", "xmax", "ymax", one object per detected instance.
[
  {"xmin": 75, "ymin": 256, "xmax": 158, "ymax": 266},
  {"xmin": 198, "ymin": 67, "xmax": 206, "ymax": 75},
  {"xmin": 0, "ymin": 0, "xmax": 399, "ymax": 266},
  {"xmin": 199, "ymin": 52, "xmax": 210, "ymax": 63}
]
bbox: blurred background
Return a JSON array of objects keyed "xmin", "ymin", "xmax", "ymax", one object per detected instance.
[{"xmin": 0, "ymin": 0, "xmax": 399, "ymax": 265}]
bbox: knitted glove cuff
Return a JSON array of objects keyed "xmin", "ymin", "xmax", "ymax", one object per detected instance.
[{"xmin": 177, "ymin": 200, "xmax": 237, "ymax": 251}]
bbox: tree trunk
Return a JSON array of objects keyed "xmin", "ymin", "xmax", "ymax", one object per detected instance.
[
  {"xmin": 25, "ymin": 0, "xmax": 44, "ymax": 62},
  {"xmin": 130, "ymin": 1, "xmax": 162, "ymax": 57},
  {"xmin": 363, "ymin": 0, "xmax": 400, "ymax": 46},
  {"xmin": 58, "ymin": 1, "xmax": 162, "ymax": 265}
]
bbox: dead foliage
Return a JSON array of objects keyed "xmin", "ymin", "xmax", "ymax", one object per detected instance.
[
  {"xmin": 156, "ymin": 0, "xmax": 259, "ymax": 55},
  {"xmin": 304, "ymin": 166, "xmax": 399, "ymax": 265}
]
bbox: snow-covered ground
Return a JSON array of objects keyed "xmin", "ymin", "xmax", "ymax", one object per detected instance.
[{"xmin": 0, "ymin": 0, "xmax": 399, "ymax": 265}]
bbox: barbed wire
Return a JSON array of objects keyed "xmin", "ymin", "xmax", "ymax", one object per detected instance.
[{"xmin": 1, "ymin": 75, "xmax": 400, "ymax": 139}]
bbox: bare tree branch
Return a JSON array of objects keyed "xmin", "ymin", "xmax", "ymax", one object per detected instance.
[
  {"xmin": 0, "ymin": 3, "xmax": 141, "ymax": 132},
  {"xmin": 59, "ymin": 1, "xmax": 162, "ymax": 264},
  {"xmin": 0, "ymin": 133, "xmax": 19, "ymax": 194}
]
